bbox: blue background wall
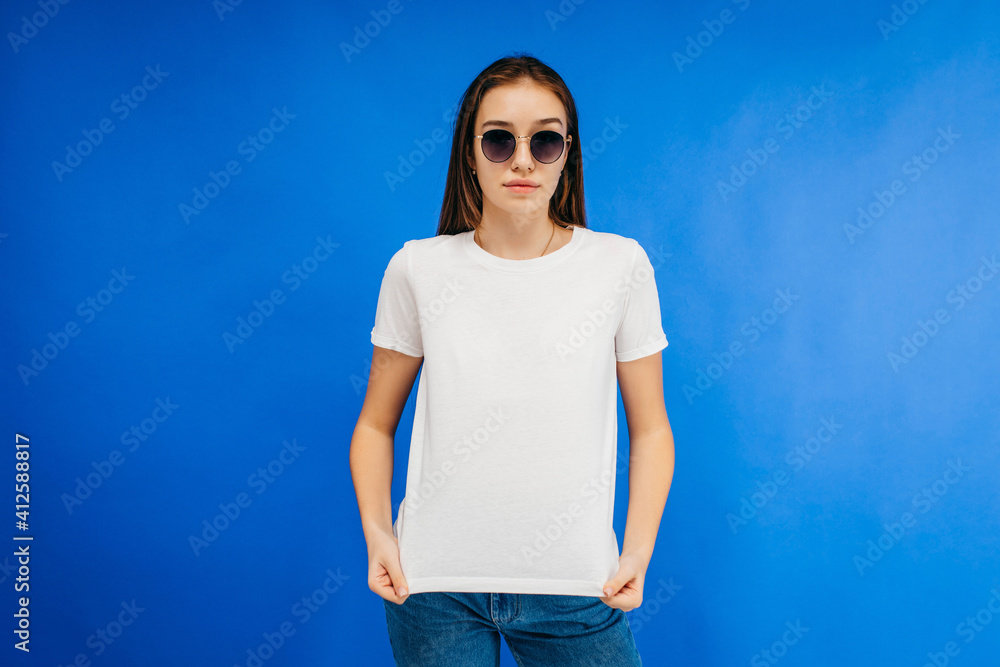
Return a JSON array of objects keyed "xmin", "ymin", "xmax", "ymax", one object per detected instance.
[{"xmin": 2, "ymin": 0, "xmax": 998, "ymax": 665}]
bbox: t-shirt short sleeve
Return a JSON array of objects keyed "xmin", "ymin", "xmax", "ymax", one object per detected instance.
[
  {"xmin": 614, "ymin": 241, "xmax": 668, "ymax": 362},
  {"xmin": 370, "ymin": 243, "xmax": 423, "ymax": 357}
]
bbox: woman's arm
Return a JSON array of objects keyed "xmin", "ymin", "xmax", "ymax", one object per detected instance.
[
  {"xmin": 350, "ymin": 344, "xmax": 423, "ymax": 602},
  {"xmin": 617, "ymin": 350, "xmax": 674, "ymax": 563},
  {"xmin": 602, "ymin": 351, "xmax": 674, "ymax": 608}
]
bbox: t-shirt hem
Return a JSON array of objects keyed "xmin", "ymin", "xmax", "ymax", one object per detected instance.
[
  {"xmin": 402, "ymin": 576, "xmax": 607, "ymax": 596},
  {"xmin": 616, "ymin": 335, "xmax": 668, "ymax": 362}
]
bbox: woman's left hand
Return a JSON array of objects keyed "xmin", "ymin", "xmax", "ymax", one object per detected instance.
[{"xmin": 600, "ymin": 552, "xmax": 648, "ymax": 612}]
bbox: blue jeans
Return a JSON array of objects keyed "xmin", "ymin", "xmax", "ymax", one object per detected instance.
[{"xmin": 383, "ymin": 591, "xmax": 643, "ymax": 666}]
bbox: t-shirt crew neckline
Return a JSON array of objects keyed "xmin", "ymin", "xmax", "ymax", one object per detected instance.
[{"xmin": 464, "ymin": 224, "xmax": 584, "ymax": 272}]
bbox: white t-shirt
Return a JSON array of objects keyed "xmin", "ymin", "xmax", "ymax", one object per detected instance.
[{"xmin": 370, "ymin": 224, "xmax": 668, "ymax": 596}]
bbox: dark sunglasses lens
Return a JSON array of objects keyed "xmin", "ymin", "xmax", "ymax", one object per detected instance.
[
  {"xmin": 531, "ymin": 131, "xmax": 565, "ymax": 163},
  {"xmin": 482, "ymin": 129, "xmax": 514, "ymax": 162}
]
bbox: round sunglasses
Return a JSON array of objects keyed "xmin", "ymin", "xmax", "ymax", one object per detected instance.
[{"xmin": 474, "ymin": 129, "xmax": 572, "ymax": 164}]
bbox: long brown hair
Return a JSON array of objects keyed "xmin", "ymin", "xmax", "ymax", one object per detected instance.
[{"xmin": 436, "ymin": 53, "xmax": 587, "ymax": 236}]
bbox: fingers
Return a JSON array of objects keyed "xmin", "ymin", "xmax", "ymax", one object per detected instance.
[
  {"xmin": 366, "ymin": 529, "xmax": 411, "ymax": 604},
  {"xmin": 384, "ymin": 558, "xmax": 410, "ymax": 604},
  {"xmin": 369, "ymin": 551, "xmax": 410, "ymax": 604},
  {"xmin": 603, "ymin": 573, "xmax": 627, "ymax": 598},
  {"xmin": 601, "ymin": 588, "xmax": 643, "ymax": 612}
]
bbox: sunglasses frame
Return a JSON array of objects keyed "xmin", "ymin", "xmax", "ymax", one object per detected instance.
[{"xmin": 473, "ymin": 129, "xmax": 573, "ymax": 164}]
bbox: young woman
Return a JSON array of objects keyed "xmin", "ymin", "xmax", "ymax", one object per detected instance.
[{"xmin": 351, "ymin": 53, "xmax": 675, "ymax": 666}]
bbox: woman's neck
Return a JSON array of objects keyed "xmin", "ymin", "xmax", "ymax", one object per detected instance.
[{"xmin": 475, "ymin": 218, "xmax": 566, "ymax": 260}]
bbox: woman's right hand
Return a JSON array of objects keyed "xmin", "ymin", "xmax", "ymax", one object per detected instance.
[{"xmin": 367, "ymin": 527, "xmax": 410, "ymax": 604}]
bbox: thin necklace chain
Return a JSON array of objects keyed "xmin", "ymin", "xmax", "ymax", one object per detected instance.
[{"xmin": 475, "ymin": 221, "xmax": 557, "ymax": 258}]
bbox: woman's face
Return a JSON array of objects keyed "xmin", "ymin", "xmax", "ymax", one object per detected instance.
[{"xmin": 471, "ymin": 81, "xmax": 570, "ymax": 222}]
